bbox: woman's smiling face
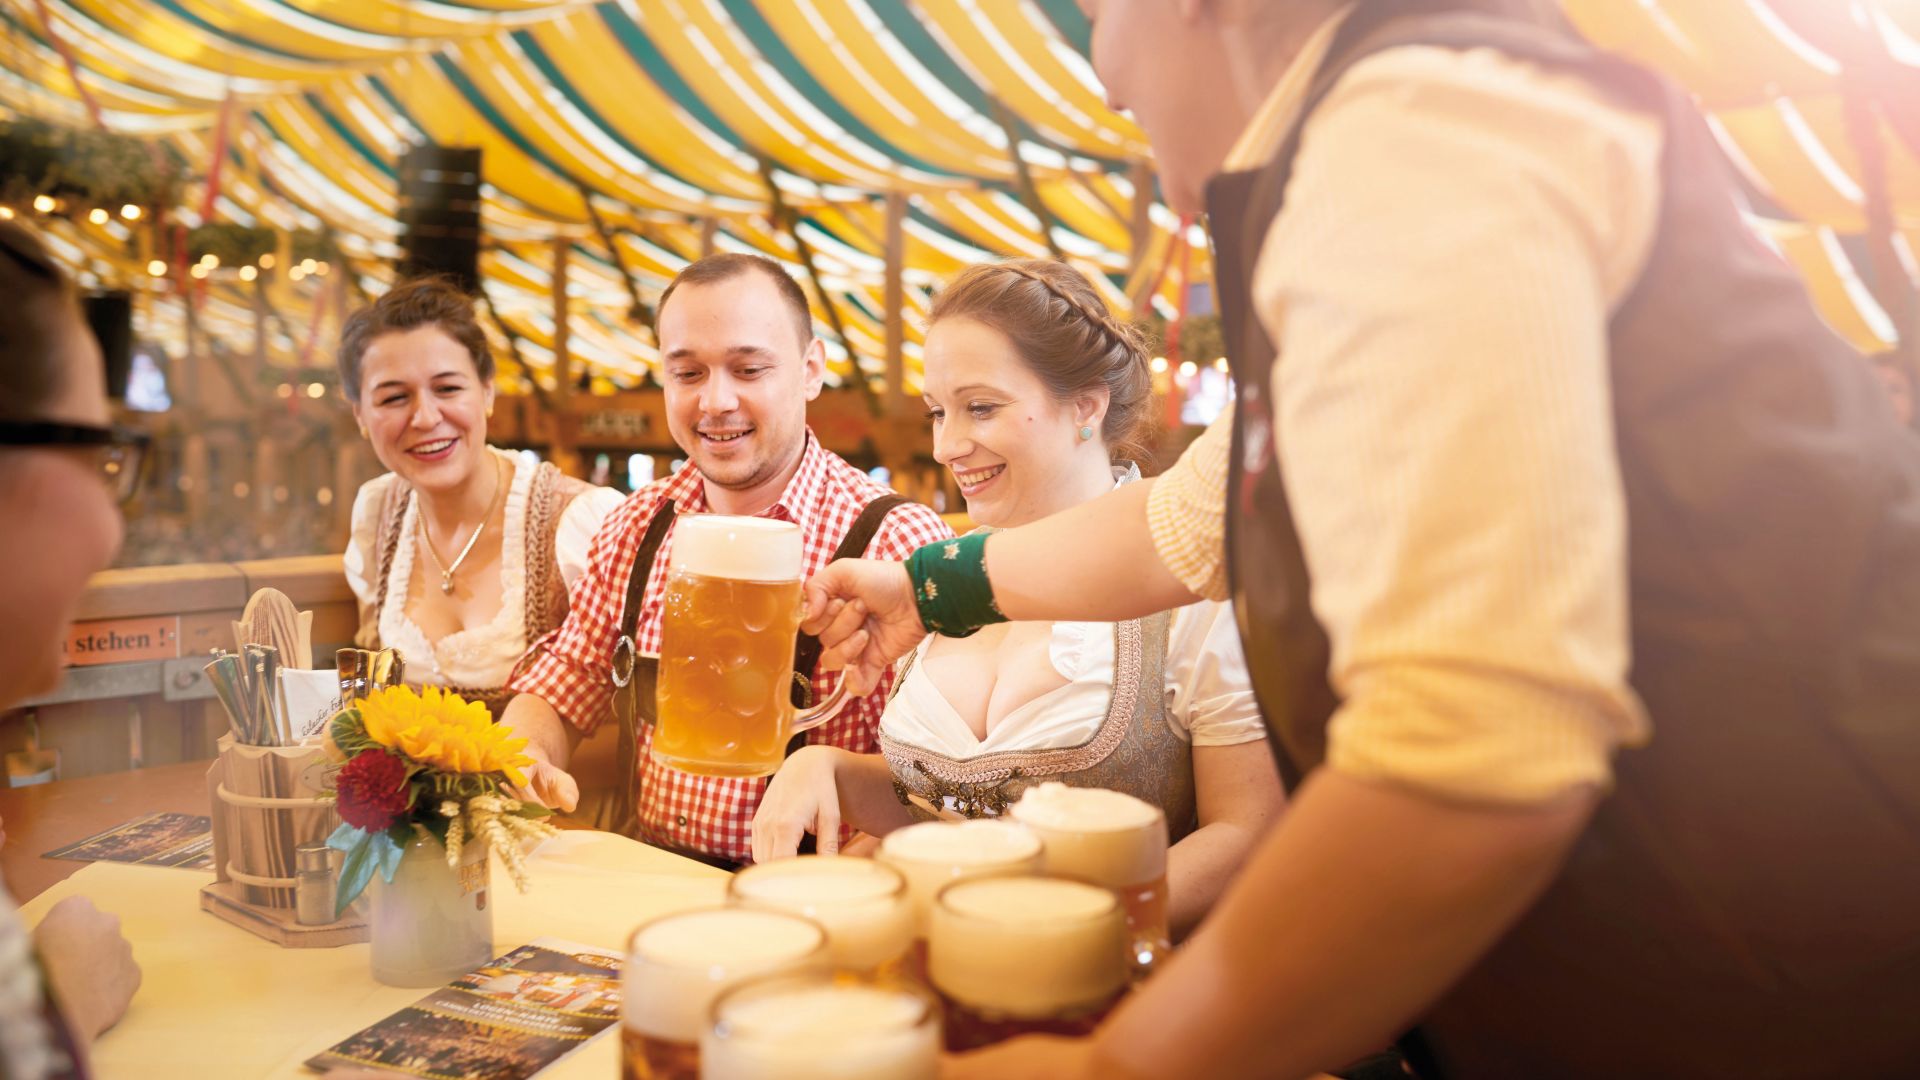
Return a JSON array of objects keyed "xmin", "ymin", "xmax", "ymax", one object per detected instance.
[
  {"xmin": 922, "ymin": 316, "xmax": 1089, "ymax": 528},
  {"xmin": 352, "ymin": 325, "xmax": 495, "ymax": 496}
]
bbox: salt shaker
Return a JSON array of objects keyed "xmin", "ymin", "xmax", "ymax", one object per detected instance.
[{"xmin": 295, "ymin": 843, "xmax": 337, "ymax": 926}]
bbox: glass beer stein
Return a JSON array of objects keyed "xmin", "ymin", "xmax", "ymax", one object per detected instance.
[
  {"xmin": 1009, "ymin": 784, "xmax": 1171, "ymax": 977},
  {"xmin": 728, "ymin": 855, "xmax": 915, "ymax": 975},
  {"xmin": 703, "ymin": 972, "xmax": 940, "ymax": 1080},
  {"xmin": 875, "ymin": 820, "xmax": 1044, "ymax": 935},
  {"xmin": 620, "ymin": 907, "xmax": 830, "ymax": 1080},
  {"xmin": 927, "ymin": 876, "xmax": 1129, "ymax": 1052},
  {"xmin": 653, "ymin": 515, "xmax": 848, "ymax": 778}
]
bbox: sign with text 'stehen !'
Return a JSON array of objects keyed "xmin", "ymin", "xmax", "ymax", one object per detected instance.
[{"xmin": 63, "ymin": 617, "xmax": 181, "ymax": 667}]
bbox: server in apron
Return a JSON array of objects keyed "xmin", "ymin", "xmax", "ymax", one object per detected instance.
[
  {"xmin": 498, "ymin": 253, "xmax": 950, "ymax": 867},
  {"xmin": 800, "ymin": 1, "xmax": 1920, "ymax": 1075}
]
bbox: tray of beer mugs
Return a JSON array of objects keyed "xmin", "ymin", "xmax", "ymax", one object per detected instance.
[{"xmin": 614, "ymin": 784, "xmax": 1170, "ymax": 1077}]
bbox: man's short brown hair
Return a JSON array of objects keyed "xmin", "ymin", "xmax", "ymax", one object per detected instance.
[{"xmin": 655, "ymin": 253, "xmax": 813, "ymax": 349}]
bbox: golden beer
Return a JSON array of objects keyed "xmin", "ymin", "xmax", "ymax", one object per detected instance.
[
  {"xmin": 620, "ymin": 907, "xmax": 830, "ymax": 1080},
  {"xmin": 728, "ymin": 856, "xmax": 914, "ymax": 974},
  {"xmin": 654, "ymin": 516, "xmax": 846, "ymax": 778},
  {"xmin": 927, "ymin": 877, "xmax": 1129, "ymax": 1052},
  {"xmin": 703, "ymin": 973, "xmax": 940, "ymax": 1080},
  {"xmin": 875, "ymin": 820, "xmax": 1044, "ymax": 935},
  {"xmin": 1010, "ymin": 784, "xmax": 1172, "ymax": 976}
]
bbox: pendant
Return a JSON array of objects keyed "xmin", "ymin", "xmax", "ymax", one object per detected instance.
[{"xmin": 440, "ymin": 575, "xmax": 454, "ymax": 595}]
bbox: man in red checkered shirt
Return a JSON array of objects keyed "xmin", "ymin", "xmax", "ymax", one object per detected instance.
[{"xmin": 499, "ymin": 253, "xmax": 950, "ymax": 865}]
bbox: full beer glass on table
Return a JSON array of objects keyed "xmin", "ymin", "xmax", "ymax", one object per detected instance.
[
  {"xmin": 928, "ymin": 876, "xmax": 1130, "ymax": 1052},
  {"xmin": 654, "ymin": 515, "xmax": 847, "ymax": 778},
  {"xmin": 875, "ymin": 820, "xmax": 1044, "ymax": 934},
  {"xmin": 619, "ymin": 907, "xmax": 829, "ymax": 1080},
  {"xmin": 1010, "ymin": 783, "xmax": 1171, "ymax": 976},
  {"xmin": 702, "ymin": 972, "xmax": 941, "ymax": 1080},
  {"xmin": 728, "ymin": 855, "xmax": 915, "ymax": 975}
]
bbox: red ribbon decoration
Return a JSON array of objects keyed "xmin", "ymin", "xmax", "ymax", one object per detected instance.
[
  {"xmin": 199, "ymin": 90, "xmax": 237, "ymax": 224},
  {"xmin": 30, "ymin": 0, "xmax": 105, "ymax": 130}
]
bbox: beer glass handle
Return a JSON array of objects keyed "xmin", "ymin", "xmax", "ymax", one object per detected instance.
[{"xmin": 791, "ymin": 679, "xmax": 852, "ymax": 735}]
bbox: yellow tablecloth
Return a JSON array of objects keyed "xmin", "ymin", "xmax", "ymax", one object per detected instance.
[{"xmin": 17, "ymin": 832, "xmax": 729, "ymax": 1078}]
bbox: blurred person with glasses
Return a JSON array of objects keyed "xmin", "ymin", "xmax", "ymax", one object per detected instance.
[{"xmin": 0, "ymin": 220, "xmax": 144, "ymax": 1078}]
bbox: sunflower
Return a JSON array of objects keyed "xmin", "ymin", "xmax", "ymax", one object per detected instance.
[{"xmin": 357, "ymin": 684, "xmax": 531, "ymax": 787}]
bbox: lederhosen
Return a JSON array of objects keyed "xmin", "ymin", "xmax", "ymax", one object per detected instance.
[
  {"xmin": 599, "ymin": 494, "xmax": 908, "ymax": 864},
  {"xmin": 880, "ymin": 609, "xmax": 1195, "ymax": 839},
  {"xmin": 359, "ymin": 463, "xmax": 582, "ymax": 717},
  {"xmin": 1212, "ymin": 5, "xmax": 1920, "ymax": 1077}
]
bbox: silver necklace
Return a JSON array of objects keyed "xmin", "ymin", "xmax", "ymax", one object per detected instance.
[{"xmin": 418, "ymin": 456, "xmax": 505, "ymax": 595}]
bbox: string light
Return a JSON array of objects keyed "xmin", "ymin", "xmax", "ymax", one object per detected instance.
[
  {"xmin": 1213, "ymin": 357, "xmax": 1230, "ymax": 372},
  {"xmin": 120, "ymin": 205, "xmax": 141, "ymax": 221},
  {"xmin": 32, "ymin": 195, "xmax": 55, "ymax": 213},
  {"xmin": 233, "ymin": 482, "xmax": 251, "ymax": 499},
  {"xmin": 316, "ymin": 487, "xmax": 334, "ymax": 507},
  {"xmin": 299, "ymin": 258, "xmax": 317, "ymax": 273},
  {"xmin": 199, "ymin": 253, "xmax": 219, "ymax": 268},
  {"xmin": 275, "ymin": 383, "xmax": 294, "ymax": 399},
  {"xmin": 0, "ymin": 207, "xmax": 12, "ymax": 220},
  {"xmin": 258, "ymin": 253, "xmax": 275, "ymax": 269},
  {"xmin": 239, "ymin": 266, "xmax": 258, "ymax": 282},
  {"xmin": 1179, "ymin": 360, "xmax": 1198, "ymax": 378},
  {"xmin": 289, "ymin": 266, "xmax": 307, "ymax": 282},
  {"xmin": 87, "ymin": 208, "xmax": 109, "ymax": 225},
  {"xmin": 1150, "ymin": 356, "xmax": 1168, "ymax": 374},
  {"xmin": 313, "ymin": 262, "xmax": 329, "ymax": 276},
  {"xmin": 305, "ymin": 382, "xmax": 326, "ymax": 399},
  {"xmin": 147, "ymin": 260, "xmax": 167, "ymax": 276},
  {"xmin": 189, "ymin": 265, "xmax": 209, "ymax": 279}
]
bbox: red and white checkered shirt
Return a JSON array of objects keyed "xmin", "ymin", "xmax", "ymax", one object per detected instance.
[{"xmin": 511, "ymin": 431, "xmax": 952, "ymax": 863}]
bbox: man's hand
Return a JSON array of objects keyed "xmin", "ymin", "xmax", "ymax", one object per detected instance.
[
  {"xmin": 516, "ymin": 748, "xmax": 580, "ymax": 814},
  {"xmin": 802, "ymin": 560, "xmax": 925, "ymax": 695},
  {"xmin": 751, "ymin": 745, "xmax": 847, "ymax": 863},
  {"xmin": 32, "ymin": 896, "xmax": 141, "ymax": 1041}
]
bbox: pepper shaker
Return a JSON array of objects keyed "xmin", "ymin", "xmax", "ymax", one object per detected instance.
[{"xmin": 295, "ymin": 843, "xmax": 337, "ymax": 926}]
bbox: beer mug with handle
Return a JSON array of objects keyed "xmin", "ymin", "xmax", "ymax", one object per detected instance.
[{"xmin": 654, "ymin": 515, "xmax": 850, "ymax": 778}]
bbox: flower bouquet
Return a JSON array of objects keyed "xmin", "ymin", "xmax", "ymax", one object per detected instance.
[{"xmin": 326, "ymin": 685, "xmax": 558, "ymax": 918}]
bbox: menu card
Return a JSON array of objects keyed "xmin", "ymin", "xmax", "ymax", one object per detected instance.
[
  {"xmin": 42, "ymin": 812, "xmax": 213, "ymax": 870},
  {"xmin": 305, "ymin": 938, "xmax": 624, "ymax": 1079}
]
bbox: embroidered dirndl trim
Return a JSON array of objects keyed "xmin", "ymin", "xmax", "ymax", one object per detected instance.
[{"xmin": 880, "ymin": 618, "xmax": 1142, "ymax": 789}]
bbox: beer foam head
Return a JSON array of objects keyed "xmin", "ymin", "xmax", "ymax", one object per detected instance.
[
  {"xmin": 1010, "ymin": 784, "xmax": 1168, "ymax": 887},
  {"xmin": 623, "ymin": 908, "xmax": 827, "ymax": 1041},
  {"xmin": 703, "ymin": 976, "xmax": 938, "ymax": 1080},
  {"xmin": 928, "ymin": 877, "xmax": 1126, "ymax": 1019},
  {"xmin": 732, "ymin": 855, "xmax": 904, "ymax": 905},
  {"xmin": 730, "ymin": 857, "xmax": 913, "ymax": 971},
  {"xmin": 877, "ymin": 821, "xmax": 1044, "ymax": 930},
  {"xmin": 670, "ymin": 514, "xmax": 802, "ymax": 581},
  {"xmin": 878, "ymin": 820, "xmax": 1042, "ymax": 868}
]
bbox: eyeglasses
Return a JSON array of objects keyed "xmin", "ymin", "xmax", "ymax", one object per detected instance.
[{"xmin": 0, "ymin": 421, "xmax": 149, "ymax": 504}]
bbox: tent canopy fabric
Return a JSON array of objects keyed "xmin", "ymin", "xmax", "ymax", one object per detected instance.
[{"xmin": 3, "ymin": 0, "xmax": 1916, "ymax": 387}]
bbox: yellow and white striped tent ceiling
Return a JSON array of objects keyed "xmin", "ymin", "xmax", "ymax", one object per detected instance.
[{"xmin": 3, "ymin": 0, "xmax": 1918, "ymax": 390}]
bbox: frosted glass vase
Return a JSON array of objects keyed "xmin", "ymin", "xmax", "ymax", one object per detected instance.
[{"xmin": 369, "ymin": 831, "xmax": 492, "ymax": 987}]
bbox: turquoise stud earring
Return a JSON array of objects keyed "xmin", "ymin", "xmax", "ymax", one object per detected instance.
[{"xmin": 1079, "ymin": 426, "xmax": 1094, "ymax": 441}]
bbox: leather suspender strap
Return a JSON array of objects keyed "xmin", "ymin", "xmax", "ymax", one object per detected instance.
[{"xmin": 611, "ymin": 504, "xmax": 677, "ymax": 687}]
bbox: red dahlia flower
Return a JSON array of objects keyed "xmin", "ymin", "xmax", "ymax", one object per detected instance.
[{"xmin": 335, "ymin": 749, "xmax": 413, "ymax": 832}]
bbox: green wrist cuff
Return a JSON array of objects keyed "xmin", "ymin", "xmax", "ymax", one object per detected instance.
[{"xmin": 905, "ymin": 532, "xmax": 1006, "ymax": 638}]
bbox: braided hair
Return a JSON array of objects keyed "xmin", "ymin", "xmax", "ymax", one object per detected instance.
[{"xmin": 927, "ymin": 259, "xmax": 1155, "ymax": 462}]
